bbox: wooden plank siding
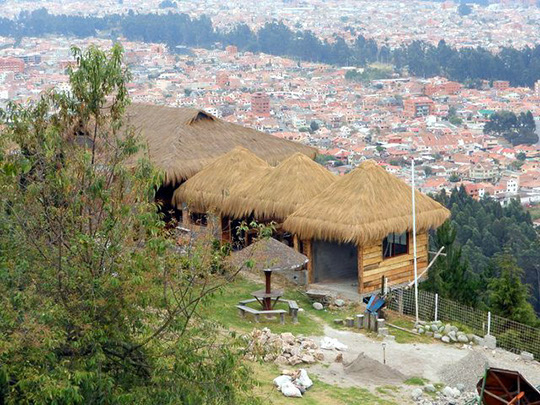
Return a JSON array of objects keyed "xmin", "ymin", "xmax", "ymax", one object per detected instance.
[{"xmin": 359, "ymin": 232, "xmax": 429, "ymax": 293}]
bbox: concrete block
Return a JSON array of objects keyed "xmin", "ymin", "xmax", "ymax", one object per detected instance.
[
  {"xmin": 356, "ymin": 314, "xmax": 364, "ymax": 329},
  {"xmin": 483, "ymin": 334, "xmax": 496, "ymax": 349}
]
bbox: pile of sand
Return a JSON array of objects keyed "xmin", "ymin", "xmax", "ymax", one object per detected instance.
[{"xmin": 343, "ymin": 352, "xmax": 407, "ymax": 384}]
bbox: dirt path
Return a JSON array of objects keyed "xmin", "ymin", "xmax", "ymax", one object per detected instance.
[{"xmin": 307, "ymin": 326, "xmax": 540, "ymax": 391}]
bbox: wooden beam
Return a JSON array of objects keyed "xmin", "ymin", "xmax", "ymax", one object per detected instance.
[
  {"xmin": 358, "ymin": 245, "xmax": 364, "ymax": 294},
  {"xmin": 293, "ymin": 234, "xmax": 300, "ymax": 252},
  {"xmin": 305, "ymin": 239, "xmax": 313, "ymax": 284}
]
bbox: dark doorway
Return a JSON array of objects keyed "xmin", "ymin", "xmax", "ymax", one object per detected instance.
[{"xmin": 312, "ymin": 240, "xmax": 358, "ymax": 283}]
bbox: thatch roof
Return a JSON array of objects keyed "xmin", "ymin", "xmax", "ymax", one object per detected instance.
[
  {"xmin": 222, "ymin": 153, "xmax": 336, "ymax": 221},
  {"xmin": 172, "ymin": 146, "xmax": 270, "ymax": 213},
  {"xmin": 283, "ymin": 160, "xmax": 450, "ymax": 246},
  {"xmin": 126, "ymin": 103, "xmax": 316, "ymax": 186},
  {"xmin": 227, "ymin": 237, "xmax": 308, "ymax": 272}
]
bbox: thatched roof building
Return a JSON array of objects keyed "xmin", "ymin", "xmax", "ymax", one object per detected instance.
[
  {"xmin": 222, "ymin": 153, "xmax": 336, "ymax": 222},
  {"xmin": 227, "ymin": 237, "xmax": 308, "ymax": 272},
  {"xmin": 172, "ymin": 146, "xmax": 270, "ymax": 213},
  {"xmin": 283, "ymin": 160, "xmax": 450, "ymax": 246},
  {"xmin": 126, "ymin": 104, "xmax": 316, "ymax": 186}
]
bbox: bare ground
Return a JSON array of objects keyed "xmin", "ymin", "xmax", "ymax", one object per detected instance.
[{"xmin": 307, "ymin": 326, "xmax": 540, "ymax": 393}]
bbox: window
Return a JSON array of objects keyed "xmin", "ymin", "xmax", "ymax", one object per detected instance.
[{"xmin": 382, "ymin": 232, "xmax": 409, "ymax": 258}]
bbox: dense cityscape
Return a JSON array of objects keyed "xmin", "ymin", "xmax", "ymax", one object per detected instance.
[{"xmin": 1, "ymin": 1, "xmax": 539, "ymax": 404}]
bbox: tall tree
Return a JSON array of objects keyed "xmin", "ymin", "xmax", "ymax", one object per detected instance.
[
  {"xmin": 488, "ymin": 253, "xmax": 538, "ymax": 326},
  {"xmin": 0, "ymin": 44, "xmax": 257, "ymax": 404}
]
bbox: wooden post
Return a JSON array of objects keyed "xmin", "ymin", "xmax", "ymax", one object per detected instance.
[
  {"xmin": 293, "ymin": 234, "xmax": 300, "ymax": 252},
  {"xmin": 305, "ymin": 240, "xmax": 313, "ymax": 284},
  {"xmin": 182, "ymin": 208, "xmax": 190, "ymax": 225},
  {"xmin": 357, "ymin": 245, "xmax": 364, "ymax": 294}
]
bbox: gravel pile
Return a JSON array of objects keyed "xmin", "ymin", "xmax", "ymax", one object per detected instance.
[
  {"xmin": 438, "ymin": 351, "xmax": 490, "ymax": 391},
  {"xmin": 414, "ymin": 390, "xmax": 479, "ymax": 405},
  {"xmin": 344, "ymin": 352, "xmax": 406, "ymax": 384},
  {"xmin": 243, "ymin": 328, "xmax": 324, "ymax": 366}
]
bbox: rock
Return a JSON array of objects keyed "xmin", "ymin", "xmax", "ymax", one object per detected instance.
[
  {"xmin": 434, "ymin": 333, "xmax": 442, "ymax": 339},
  {"xmin": 334, "ymin": 319, "xmax": 344, "ymax": 325},
  {"xmin": 442, "ymin": 336, "xmax": 451, "ymax": 343},
  {"xmin": 418, "ymin": 327, "xmax": 425, "ymax": 334},
  {"xmin": 335, "ymin": 353, "xmax": 343, "ymax": 363},
  {"xmin": 438, "ymin": 325, "xmax": 445, "ymax": 333},
  {"xmin": 301, "ymin": 354, "xmax": 316, "ymax": 364},
  {"xmin": 521, "ymin": 351, "xmax": 534, "ymax": 362},
  {"xmin": 444, "ymin": 324, "xmax": 453, "ymax": 335},
  {"xmin": 456, "ymin": 383, "xmax": 465, "ymax": 392},
  {"xmin": 288, "ymin": 355, "xmax": 303, "ymax": 366},
  {"xmin": 274, "ymin": 355, "xmax": 288, "ymax": 365},
  {"xmin": 281, "ymin": 332, "xmax": 295, "ymax": 344},
  {"xmin": 312, "ymin": 302, "xmax": 323, "ymax": 310},
  {"xmin": 425, "ymin": 331, "xmax": 434, "ymax": 337},
  {"xmin": 458, "ymin": 335, "xmax": 469, "ymax": 343},
  {"xmin": 448, "ymin": 331, "xmax": 457, "ymax": 342},
  {"xmin": 334, "ymin": 299, "xmax": 345, "ymax": 307},
  {"xmin": 313, "ymin": 351, "xmax": 324, "ymax": 361},
  {"xmin": 431, "ymin": 324, "xmax": 439, "ymax": 332},
  {"xmin": 424, "ymin": 384, "xmax": 436, "ymax": 393},
  {"xmin": 411, "ymin": 388, "xmax": 423, "ymax": 400},
  {"xmin": 473, "ymin": 336, "xmax": 484, "ymax": 346},
  {"xmin": 442, "ymin": 386, "xmax": 457, "ymax": 398}
]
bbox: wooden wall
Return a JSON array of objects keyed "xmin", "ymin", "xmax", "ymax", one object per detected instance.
[{"xmin": 359, "ymin": 232, "xmax": 429, "ymax": 294}]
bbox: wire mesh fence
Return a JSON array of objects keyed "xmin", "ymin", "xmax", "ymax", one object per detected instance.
[{"xmin": 387, "ymin": 287, "xmax": 540, "ymax": 359}]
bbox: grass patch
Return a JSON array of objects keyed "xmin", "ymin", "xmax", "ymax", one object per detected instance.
[
  {"xmin": 200, "ymin": 276, "xmax": 325, "ymax": 335},
  {"xmin": 404, "ymin": 377, "xmax": 428, "ymax": 386},
  {"xmin": 250, "ymin": 362, "xmax": 397, "ymax": 405},
  {"xmin": 375, "ymin": 385, "xmax": 400, "ymax": 395},
  {"xmin": 385, "ymin": 315, "xmax": 433, "ymax": 344}
]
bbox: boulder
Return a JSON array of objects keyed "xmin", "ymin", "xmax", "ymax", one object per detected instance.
[
  {"xmin": 434, "ymin": 333, "xmax": 442, "ymax": 339},
  {"xmin": 418, "ymin": 327, "xmax": 425, "ymax": 334},
  {"xmin": 334, "ymin": 299, "xmax": 345, "ymax": 307},
  {"xmin": 444, "ymin": 324, "xmax": 453, "ymax": 335},
  {"xmin": 411, "ymin": 388, "xmax": 423, "ymax": 401},
  {"xmin": 431, "ymin": 324, "xmax": 439, "ymax": 332},
  {"xmin": 458, "ymin": 335, "xmax": 469, "ymax": 343},
  {"xmin": 313, "ymin": 302, "xmax": 323, "ymax": 310},
  {"xmin": 442, "ymin": 336, "xmax": 451, "ymax": 343},
  {"xmin": 424, "ymin": 384, "xmax": 436, "ymax": 393},
  {"xmin": 425, "ymin": 331, "xmax": 434, "ymax": 337},
  {"xmin": 301, "ymin": 353, "xmax": 316, "ymax": 364},
  {"xmin": 281, "ymin": 332, "xmax": 295, "ymax": 344},
  {"xmin": 456, "ymin": 383, "xmax": 465, "ymax": 392},
  {"xmin": 442, "ymin": 386, "xmax": 458, "ymax": 398}
]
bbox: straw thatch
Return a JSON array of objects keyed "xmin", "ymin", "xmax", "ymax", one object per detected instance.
[
  {"xmin": 125, "ymin": 103, "xmax": 316, "ymax": 186},
  {"xmin": 222, "ymin": 153, "xmax": 336, "ymax": 221},
  {"xmin": 172, "ymin": 146, "xmax": 271, "ymax": 213},
  {"xmin": 283, "ymin": 160, "xmax": 450, "ymax": 246},
  {"xmin": 227, "ymin": 237, "xmax": 308, "ymax": 272}
]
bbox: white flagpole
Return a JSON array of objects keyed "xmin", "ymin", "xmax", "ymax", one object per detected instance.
[{"xmin": 412, "ymin": 159, "xmax": 419, "ymax": 324}]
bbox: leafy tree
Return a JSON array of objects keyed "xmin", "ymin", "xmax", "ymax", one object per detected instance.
[
  {"xmin": 484, "ymin": 110, "xmax": 538, "ymax": 146},
  {"xmin": 516, "ymin": 152, "xmax": 527, "ymax": 161},
  {"xmin": 449, "ymin": 173, "xmax": 460, "ymax": 182},
  {"xmin": 433, "ymin": 188, "xmax": 540, "ymax": 317},
  {"xmin": 423, "ymin": 221, "xmax": 480, "ymax": 307},
  {"xmin": 310, "ymin": 120, "xmax": 320, "ymax": 132},
  {"xmin": 0, "ymin": 45, "xmax": 258, "ymax": 404},
  {"xmin": 424, "ymin": 166, "xmax": 434, "ymax": 177},
  {"xmin": 488, "ymin": 253, "xmax": 538, "ymax": 326}
]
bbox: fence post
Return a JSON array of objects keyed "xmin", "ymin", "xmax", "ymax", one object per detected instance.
[
  {"xmin": 434, "ymin": 293, "xmax": 438, "ymax": 322},
  {"xmin": 398, "ymin": 289, "xmax": 403, "ymax": 315},
  {"xmin": 487, "ymin": 311, "xmax": 491, "ymax": 336}
]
